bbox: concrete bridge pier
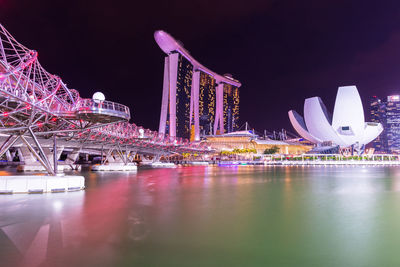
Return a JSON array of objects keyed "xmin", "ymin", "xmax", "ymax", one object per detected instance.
[
  {"xmin": 16, "ymin": 146, "xmax": 45, "ymax": 172},
  {"xmin": 138, "ymin": 153, "xmax": 175, "ymax": 168},
  {"xmin": 92, "ymin": 147, "xmax": 137, "ymax": 172},
  {"xmin": 0, "ymin": 132, "xmax": 85, "ymax": 194},
  {"xmin": 16, "ymin": 148, "xmax": 25, "ymax": 163},
  {"xmin": 18, "ymin": 147, "xmax": 36, "ymax": 165},
  {"xmin": 46, "ymin": 146, "xmax": 70, "ymax": 171},
  {"xmin": 1, "ymin": 141, "xmax": 84, "ymax": 194},
  {"xmin": 5, "ymin": 150, "xmax": 12, "ymax": 162},
  {"xmin": 17, "ymin": 146, "xmax": 67, "ymax": 172},
  {"xmin": 128, "ymin": 150, "xmax": 137, "ymax": 163},
  {"xmin": 64, "ymin": 149, "xmax": 81, "ymax": 170},
  {"xmin": 10, "ymin": 150, "xmax": 16, "ymax": 159},
  {"xmin": 152, "ymin": 154, "xmax": 162, "ymax": 163}
]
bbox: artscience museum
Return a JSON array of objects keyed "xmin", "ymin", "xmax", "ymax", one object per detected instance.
[{"xmin": 288, "ymin": 86, "xmax": 383, "ymax": 153}]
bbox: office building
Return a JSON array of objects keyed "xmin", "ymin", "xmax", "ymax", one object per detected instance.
[{"xmin": 370, "ymin": 95, "xmax": 400, "ymax": 153}]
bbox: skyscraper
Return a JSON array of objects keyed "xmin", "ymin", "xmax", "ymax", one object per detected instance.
[
  {"xmin": 223, "ymin": 82, "xmax": 240, "ymax": 133},
  {"xmin": 155, "ymin": 30, "xmax": 241, "ymax": 141},
  {"xmin": 370, "ymin": 96, "xmax": 388, "ymax": 153},
  {"xmin": 199, "ymin": 71, "xmax": 216, "ymax": 136},
  {"xmin": 174, "ymin": 54, "xmax": 193, "ymax": 139},
  {"xmin": 370, "ymin": 95, "xmax": 400, "ymax": 153}
]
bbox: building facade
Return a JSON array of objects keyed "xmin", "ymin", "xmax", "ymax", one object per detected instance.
[
  {"xmin": 174, "ymin": 54, "xmax": 193, "ymax": 139},
  {"xmin": 223, "ymin": 83, "xmax": 240, "ymax": 133},
  {"xmin": 370, "ymin": 95, "xmax": 400, "ymax": 153},
  {"xmin": 155, "ymin": 30, "xmax": 241, "ymax": 141},
  {"xmin": 199, "ymin": 71, "xmax": 216, "ymax": 136},
  {"xmin": 203, "ymin": 131, "xmax": 312, "ymax": 155}
]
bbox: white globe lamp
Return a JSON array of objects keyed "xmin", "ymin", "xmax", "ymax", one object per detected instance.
[
  {"xmin": 92, "ymin": 92, "xmax": 105, "ymax": 103},
  {"xmin": 139, "ymin": 128, "xmax": 145, "ymax": 138}
]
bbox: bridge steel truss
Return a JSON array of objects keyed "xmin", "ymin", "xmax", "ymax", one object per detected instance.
[{"xmin": 0, "ymin": 23, "xmax": 210, "ymax": 174}]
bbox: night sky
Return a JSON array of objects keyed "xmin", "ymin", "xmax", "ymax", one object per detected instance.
[{"xmin": 2, "ymin": 0, "xmax": 400, "ymax": 134}]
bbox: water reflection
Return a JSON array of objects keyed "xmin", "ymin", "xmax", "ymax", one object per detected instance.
[{"xmin": 1, "ymin": 166, "xmax": 400, "ymax": 266}]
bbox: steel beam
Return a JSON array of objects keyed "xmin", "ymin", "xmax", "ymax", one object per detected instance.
[
  {"xmin": 20, "ymin": 135, "xmax": 54, "ymax": 175},
  {"xmin": 28, "ymin": 127, "xmax": 55, "ymax": 175}
]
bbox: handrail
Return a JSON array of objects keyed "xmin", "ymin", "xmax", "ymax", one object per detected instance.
[{"xmin": 77, "ymin": 98, "xmax": 130, "ymax": 117}]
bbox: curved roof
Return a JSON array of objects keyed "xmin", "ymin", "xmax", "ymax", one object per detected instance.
[
  {"xmin": 288, "ymin": 110, "xmax": 321, "ymax": 143},
  {"xmin": 362, "ymin": 123, "xmax": 383, "ymax": 144},
  {"xmin": 154, "ymin": 30, "xmax": 241, "ymax": 87},
  {"xmin": 304, "ymin": 97, "xmax": 346, "ymax": 146},
  {"xmin": 332, "ymin": 86, "xmax": 365, "ymax": 144}
]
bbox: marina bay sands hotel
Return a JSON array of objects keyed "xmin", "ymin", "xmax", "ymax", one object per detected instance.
[{"xmin": 154, "ymin": 30, "xmax": 241, "ymax": 141}]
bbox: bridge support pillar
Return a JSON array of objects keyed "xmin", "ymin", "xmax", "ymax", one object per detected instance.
[
  {"xmin": 43, "ymin": 146, "xmax": 64, "ymax": 168},
  {"xmin": 152, "ymin": 154, "xmax": 162, "ymax": 163},
  {"xmin": 64, "ymin": 149, "xmax": 81, "ymax": 170},
  {"xmin": 106, "ymin": 153, "xmax": 123, "ymax": 164},
  {"xmin": 10, "ymin": 150, "xmax": 17, "ymax": 161},
  {"xmin": 16, "ymin": 148, "xmax": 24, "ymax": 163},
  {"xmin": 128, "ymin": 151, "xmax": 137, "ymax": 163},
  {"xmin": 18, "ymin": 147, "xmax": 37, "ymax": 165},
  {"xmin": 0, "ymin": 135, "xmax": 20, "ymax": 161},
  {"xmin": 92, "ymin": 147, "xmax": 137, "ymax": 172},
  {"xmin": 65, "ymin": 149, "xmax": 80, "ymax": 165},
  {"xmin": 5, "ymin": 150, "xmax": 12, "ymax": 162},
  {"xmin": 18, "ymin": 134, "xmax": 54, "ymax": 174}
]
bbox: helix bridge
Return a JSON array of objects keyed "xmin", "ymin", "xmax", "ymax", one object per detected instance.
[{"xmin": 0, "ymin": 23, "xmax": 210, "ymax": 175}]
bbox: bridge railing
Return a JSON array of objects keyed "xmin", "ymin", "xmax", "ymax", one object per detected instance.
[{"xmin": 76, "ymin": 98, "xmax": 131, "ymax": 120}]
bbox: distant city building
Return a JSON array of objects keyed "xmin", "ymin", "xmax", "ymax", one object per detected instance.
[
  {"xmin": 288, "ymin": 86, "xmax": 383, "ymax": 154},
  {"xmin": 370, "ymin": 95, "xmax": 400, "ymax": 153},
  {"xmin": 155, "ymin": 30, "xmax": 241, "ymax": 140}
]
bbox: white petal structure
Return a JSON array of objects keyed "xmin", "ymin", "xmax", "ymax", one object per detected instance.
[
  {"xmin": 288, "ymin": 110, "xmax": 321, "ymax": 143},
  {"xmin": 362, "ymin": 123, "xmax": 384, "ymax": 145},
  {"xmin": 332, "ymin": 86, "xmax": 365, "ymax": 145},
  {"xmin": 288, "ymin": 86, "xmax": 383, "ymax": 148},
  {"xmin": 304, "ymin": 97, "xmax": 346, "ymax": 146}
]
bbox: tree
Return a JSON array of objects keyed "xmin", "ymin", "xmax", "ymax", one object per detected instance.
[{"xmin": 263, "ymin": 146, "xmax": 280, "ymax": 154}]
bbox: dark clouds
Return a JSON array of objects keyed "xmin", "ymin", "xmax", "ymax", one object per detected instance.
[{"xmin": 2, "ymin": 0, "xmax": 400, "ymax": 132}]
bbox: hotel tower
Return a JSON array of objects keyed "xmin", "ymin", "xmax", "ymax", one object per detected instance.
[{"xmin": 154, "ymin": 30, "xmax": 241, "ymax": 140}]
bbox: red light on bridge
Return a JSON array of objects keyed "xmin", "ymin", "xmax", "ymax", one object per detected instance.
[{"xmin": 2, "ymin": 112, "xmax": 8, "ymax": 117}]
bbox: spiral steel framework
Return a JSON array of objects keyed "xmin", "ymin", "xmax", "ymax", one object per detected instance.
[{"xmin": 0, "ymin": 23, "xmax": 210, "ymax": 174}]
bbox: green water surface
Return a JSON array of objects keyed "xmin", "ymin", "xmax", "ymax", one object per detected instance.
[{"xmin": 1, "ymin": 166, "xmax": 400, "ymax": 266}]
